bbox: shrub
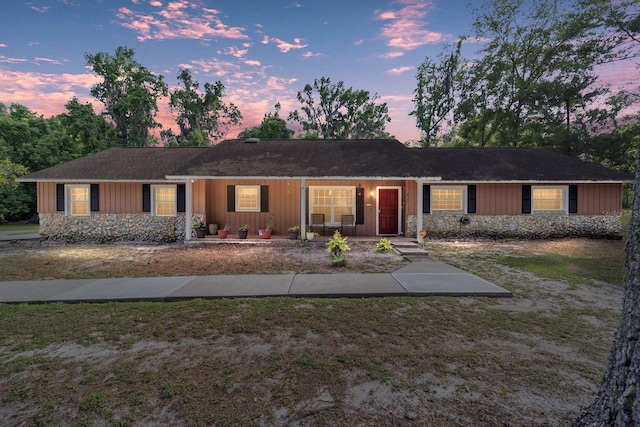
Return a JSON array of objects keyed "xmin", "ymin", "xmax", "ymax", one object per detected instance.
[
  {"xmin": 327, "ymin": 230, "xmax": 351, "ymax": 267},
  {"xmin": 376, "ymin": 238, "xmax": 392, "ymax": 253}
]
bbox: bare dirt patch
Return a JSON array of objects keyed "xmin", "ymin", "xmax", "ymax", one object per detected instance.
[
  {"xmin": 0, "ymin": 239, "xmax": 406, "ymax": 280},
  {"xmin": 0, "ymin": 237, "xmax": 626, "ymax": 426}
]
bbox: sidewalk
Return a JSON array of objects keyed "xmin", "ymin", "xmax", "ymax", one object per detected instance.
[{"xmin": 0, "ymin": 243, "xmax": 511, "ymax": 303}]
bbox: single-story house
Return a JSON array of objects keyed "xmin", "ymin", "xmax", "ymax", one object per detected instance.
[{"xmin": 17, "ymin": 138, "xmax": 633, "ymax": 242}]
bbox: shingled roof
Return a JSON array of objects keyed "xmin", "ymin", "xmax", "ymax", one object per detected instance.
[
  {"xmin": 17, "ymin": 147, "xmax": 208, "ymax": 182},
  {"xmin": 18, "ymin": 139, "xmax": 633, "ymax": 183}
]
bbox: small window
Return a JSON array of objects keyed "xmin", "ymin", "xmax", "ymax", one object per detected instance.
[
  {"xmin": 432, "ymin": 187, "xmax": 464, "ymax": 211},
  {"xmin": 66, "ymin": 185, "xmax": 90, "ymax": 216},
  {"xmin": 152, "ymin": 185, "xmax": 176, "ymax": 217},
  {"xmin": 236, "ymin": 185, "xmax": 260, "ymax": 212},
  {"xmin": 533, "ymin": 187, "xmax": 566, "ymax": 212}
]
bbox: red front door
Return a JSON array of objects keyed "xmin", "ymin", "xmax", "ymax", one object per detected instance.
[{"xmin": 379, "ymin": 188, "xmax": 399, "ymax": 235}]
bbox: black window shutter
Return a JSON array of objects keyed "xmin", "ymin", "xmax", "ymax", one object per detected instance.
[
  {"xmin": 142, "ymin": 184, "xmax": 151, "ymax": 212},
  {"xmin": 56, "ymin": 184, "xmax": 65, "ymax": 212},
  {"xmin": 90, "ymin": 184, "xmax": 99, "ymax": 212},
  {"xmin": 305, "ymin": 188, "xmax": 309, "ymax": 224},
  {"xmin": 522, "ymin": 185, "xmax": 532, "ymax": 214},
  {"xmin": 260, "ymin": 185, "xmax": 269, "ymax": 212},
  {"xmin": 356, "ymin": 188, "xmax": 365, "ymax": 224},
  {"xmin": 467, "ymin": 185, "xmax": 476, "ymax": 214},
  {"xmin": 177, "ymin": 184, "xmax": 186, "ymax": 213},
  {"xmin": 227, "ymin": 185, "xmax": 235, "ymax": 212},
  {"xmin": 569, "ymin": 185, "xmax": 578, "ymax": 214},
  {"xmin": 423, "ymin": 184, "xmax": 430, "ymax": 214}
]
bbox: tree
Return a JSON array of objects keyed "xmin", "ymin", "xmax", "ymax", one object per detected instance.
[
  {"xmin": 571, "ymin": 2, "xmax": 640, "ymax": 423},
  {"xmin": 238, "ymin": 103, "xmax": 294, "ymax": 139},
  {"xmin": 57, "ymin": 98, "xmax": 118, "ymax": 155},
  {"xmin": 422, "ymin": 0, "xmax": 615, "ymax": 149},
  {"xmin": 169, "ymin": 69, "xmax": 242, "ymax": 145},
  {"xmin": 288, "ymin": 76, "xmax": 392, "ymax": 139},
  {"xmin": 0, "ymin": 158, "xmax": 31, "ymax": 223},
  {"xmin": 86, "ymin": 46, "xmax": 168, "ymax": 147},
  {"xmin": 410, "ymin": 41, "xmax": 462, "ymax": 146}
]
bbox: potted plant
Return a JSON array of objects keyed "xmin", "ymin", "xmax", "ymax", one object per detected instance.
[
  {"xmin": 192, "ymin": 216, "xmax": 206, "ymax": 238},
  {"xmin": 262, "ymin": 218, "xmax": 275, "ymax": 239},
  {"xmin": 306, "ymin": 231, "xmax": 318, "ymax": 241},
  {"xmin": 288, "ymin": 225, "xmax": 300, "ymax": 240},
  {"xmin": 238, "ymin": 224, "xmax": 249, "ymax": 239},
  {"xmin": 218, "ymin": 225, "xmax": 230, "ymax": 239}
]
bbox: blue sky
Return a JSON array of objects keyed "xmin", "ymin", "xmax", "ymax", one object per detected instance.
[{"xmin": 0, "ymin": 0, "xmax": 635, "ymax": 143}]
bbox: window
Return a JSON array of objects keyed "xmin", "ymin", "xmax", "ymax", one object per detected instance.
[
  {"xmin": 533, "ymin": 186, "xmax": 566, "ymax": 212},
  {"xmin": 236, "ymin": 185, "xmax": 260, "ymax": 212},
  {"xmin": 152, "ymin": 185, "xmax": 176, "ymax": 216},
  {"xmin": 66, "ymin": 185, "xmax": 90, "ymax": 216},
  {"xmin": 310, "ymin": 186, "xmax": 355, "ymax": 224},
  {"xmin": 431, "ymin": 186, "xmax": 464, "ymax": 211}
]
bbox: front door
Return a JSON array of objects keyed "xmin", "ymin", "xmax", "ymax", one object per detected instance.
[{"xmin": 378, "ymin": 188, "xmax": 399, "ymax": 235}]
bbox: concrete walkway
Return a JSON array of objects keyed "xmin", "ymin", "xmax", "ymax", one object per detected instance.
[{"xmin": 0, "ymin": 242, "xmax": 511, "ymax": 303}]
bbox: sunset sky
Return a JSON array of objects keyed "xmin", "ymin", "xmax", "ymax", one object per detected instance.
[{"xmin": 0, "ymin": 0, "xmax": 637, "ymax": 143}]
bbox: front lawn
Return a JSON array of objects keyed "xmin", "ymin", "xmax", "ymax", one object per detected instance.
[{"xmin": 0, "ymin": 237, "xmax": 626, "ymax": 426}]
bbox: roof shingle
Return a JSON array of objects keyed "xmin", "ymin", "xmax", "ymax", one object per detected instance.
[{"xmin": 18, "ymin": 139, "xmax": 633, "ymax": 183}]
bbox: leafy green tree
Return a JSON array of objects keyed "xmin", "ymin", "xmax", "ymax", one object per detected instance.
[
  {"xmin": 410, "ymin": 41, "xmax": 462, "ymax": 146},
  {"xmin": 0, "ymin": 158, "xmax": 31, "ymax": 223},
  {"xmin": 413, "ymin": 0, "xmax": 617, "ymax": 150},
  {"xmin": 86, "ymin": 46, "xmax": 168, "ymax": 147},
  {"xmin": 238, "ymin": 103, "xmax": 294, "ymax": 139},
  {"xmin": 169, "ymin": 69, "xmax": 242, "ymax": 145},
  {"xmin": 288, "ymin": 76, "xmax": 392, "ymax": 139},
  {"xmin": 57, "ymin": 98, "xmax": 118, "ymax": 155}
]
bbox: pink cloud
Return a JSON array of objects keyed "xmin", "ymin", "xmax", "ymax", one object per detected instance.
[
  {"xmin": 261, "ymin": 35, "xmax": 308, "ymax": 53},
  {"xmin": 0, "ymin": 43, "xmax": 7, "ymax": 48},
  {"xmin": 376, "ymin": 0, "xmax": 448, "ymax": 52},
  {"xmin": 149, "ymin": 0, "xmax": 163, "ymax": 6},
  {"xmin": 301, "ymin": 51, "xmax": 323, "ymax": 60},
  {"xmin": 115, "ymin": 1, "xmax": 248, "ymax": 42},
  {"xmin": 0, "ymin": 55, "xmax": 28, "ymax": 64},
  {"xmin": 222, "ymin": 46, "xmax": 249, "ymax": 58},
  {"xmin": 381, "ymin": 51, "xmax": 404, "ymax": 59},
  {"xmin": 244, "ymin": 60, "xmax": 261, "ymax": 66},
  {"xmin": 386, "ymin": 66, "xmax": 413, "ymax": 75},
  {"xmin": 0, "ymin": 69, "xmax": 100, "ymax": 118},
  {"xmin": 34, "ymin": 57, "xmax": 63, "ymax": 65},
  {"xmin": 26, "ymin": 3, "xmax": 50, "ymax": 13}
]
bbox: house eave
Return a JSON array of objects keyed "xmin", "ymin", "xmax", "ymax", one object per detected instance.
[
  {"xmin": 15, "ymin": 178, "xmax": 188, "ymax": 183},
  {"xmin": 165, "ymin": 175, "xmax": 444, "ymax": 181}
]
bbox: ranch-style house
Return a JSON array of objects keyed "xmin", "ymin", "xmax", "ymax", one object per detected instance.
[{"xmin": 17, "ymin": 138, "xmax": 633, "ymax": 242}]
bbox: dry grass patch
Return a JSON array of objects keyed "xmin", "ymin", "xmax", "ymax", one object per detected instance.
[{"xmin": 0, "ymin": 237, "xmax": 626, "ymax": 425}]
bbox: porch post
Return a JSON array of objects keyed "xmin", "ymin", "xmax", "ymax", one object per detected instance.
[
  {"xmin": 416, "ymin": 180, "xmax": 423, "ymax": 244},
  {"xmin": 185, "ymin": 180, "xmax": 192, "ymax": 241},
  {"xmin": 300, "ymin": 178, "xmax": 307, "ymax": 236}
]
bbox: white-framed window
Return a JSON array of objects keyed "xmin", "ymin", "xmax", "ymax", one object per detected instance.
[
  {"xmin": 533, "ymin": 186, "xmax": 567, "ymax": 212},
  {"xmin": 431, "ymin": 186, "xmax": 466, "ymax": 211},
  {"xmin": 309, "ymin": 186, "xmax": 355, "ymax": 224},
  {"xmin": 236, "ymin": 185, "xmax": 261, "ymax": 212},
  {"xmin": 152, "ymin": 185, "xmax": 176, "ymax": 217},
  {"xmin": 66, "ymin": 184, "xmax": 90, "ymax": 216}
]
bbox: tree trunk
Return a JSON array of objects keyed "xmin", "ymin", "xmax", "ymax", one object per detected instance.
[{"xmin": 573, "ymin": 148, "xmax": 640, "ymax": 426}]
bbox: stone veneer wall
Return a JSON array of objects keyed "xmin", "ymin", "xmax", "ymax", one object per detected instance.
[
  {"xmin": 39, "ymin": 213, "xmax": 188, "ymax": 243},
  {"xmin": 407, "ymin": 212, "xmax": 622, "ymax": 239}
]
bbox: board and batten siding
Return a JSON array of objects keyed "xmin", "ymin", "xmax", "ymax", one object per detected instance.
[
  {"xmin": 475, "ymin": 183, "xmax": 522, "ymax": 215},
  {"xmin": 473, "ymin": 183, "xmax": 623, "ymax": 215},
  {"xmin": 37, "ymin": 181, "xmax": 205, "ymax": 215},
  {"xmin": 577, "ymin": 183, "xmax": 622, "ymax": 215},
  {"xmin": 205, "ymin": 179, "xmax": 301, "ymax": 235}
]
